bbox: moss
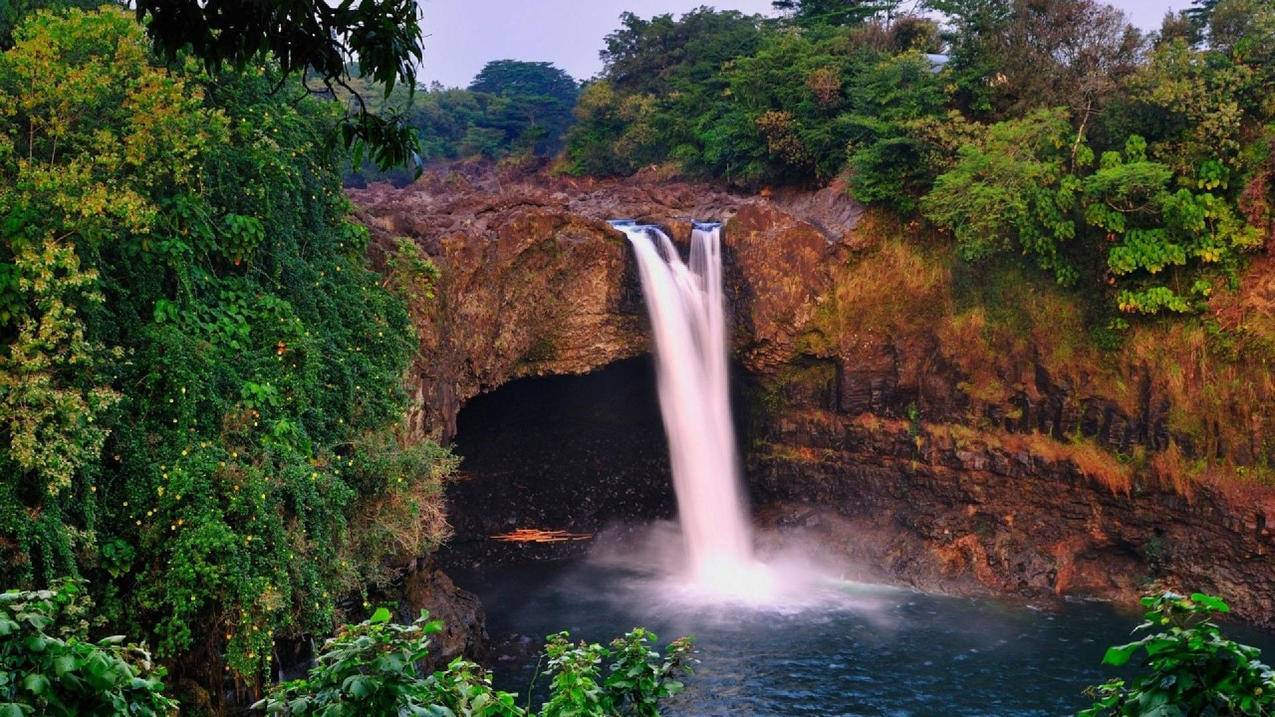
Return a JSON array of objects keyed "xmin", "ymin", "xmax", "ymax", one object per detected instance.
[{"xmin": 521, "ymin": 334, "xmax": 558, "ymax": 364}]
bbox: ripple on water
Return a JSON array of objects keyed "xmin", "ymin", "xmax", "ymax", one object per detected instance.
[{"xmin": 450, "ymin": 524, "xmax": 1275, "ymax": 717}]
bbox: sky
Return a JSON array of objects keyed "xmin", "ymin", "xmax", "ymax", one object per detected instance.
[{"xmin": 418, "ymin": 0, "xmax": 1185, "ymax": 88}]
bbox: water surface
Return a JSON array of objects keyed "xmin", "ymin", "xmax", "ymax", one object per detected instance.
[{"xmin": 452, "ymin": 552, "xmax": 1275, "ymax": 717}]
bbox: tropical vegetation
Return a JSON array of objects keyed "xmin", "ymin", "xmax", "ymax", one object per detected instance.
[
  {"xmin": 345, "ymin": 59, "xmax": 580, "ymax": 186},
  {"xmin": 0, "ymin": 1, "xmax": 453, "ymax": 702},
  {"xmin": 564, "ymin": 0, "xmax": 1275, "ymax": 318},
  {"xmin": 1083, "ymin": 592, "xmax": 1275, "ymax": 716}
]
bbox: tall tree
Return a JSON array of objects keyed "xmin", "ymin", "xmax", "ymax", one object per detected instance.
[
  {"xmin": 468, "ymin": 60, "xmax": 580, "ymax": 155},
  {"xmin": 772, "ymin": 0, "xmax": 901, "ymax": 27},
  {"xmin": 599, "ymin": 8, "xmax": 767, "ymax": 95},
  {"xmin": 133, "ymin": 0, "xmax": 426, "ymax": 169}
]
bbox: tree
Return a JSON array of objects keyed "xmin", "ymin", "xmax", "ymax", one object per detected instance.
[
  {"xmin": 846, "ymin": 51, "xmax": 949, "ymax": 210},
  {"xmin": 0, "ymin": 8, "xmax": 456, "ymax": 700},
  {"xmin": 599, "ymin": 9, "xmax": 767, "ymax": 96},
  {"xmin": 1084, "ymin": 135, "xmax": 1261, "ymax": 314},
  {"xmin": 132, "ymin": 0, "xmax": 425, "ymax": 169},
  {"xmin": 469, "ymin": 60, "xmax": 580, "ymax": 154},
  {"xmin": 922, "ymin": 108, "xmax": 1086, "ymax": 285},
  {"xmin": 922, "ymin": 0, "xmax": 1013, "ymax": 114},
  {"xmin": 0, "ymin": 0, "xmax": 102, "ymax": 46},
  {"xmin": 771, "ymin": 0, "xmax": 901, "ymax": 27}
]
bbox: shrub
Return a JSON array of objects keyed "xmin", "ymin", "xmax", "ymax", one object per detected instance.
[
  {"xmin": 256, "ymin": 610, "xmax": 694, "ymax": 717},
  {"xmin": 1082, "ymin": 592, "xmax": 1275, "ymax": 716},
  {"xmin": 0, "ymin": 7, "xmax": 457, "ymax": 687},
  {"xmin": 0, "ymin": 580, "xmax": 176, "ymax": 716}
]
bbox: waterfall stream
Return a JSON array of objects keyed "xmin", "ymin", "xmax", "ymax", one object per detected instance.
[{"xmin": 613, "ymin": 220, "xmax": 770, "ymax": 597}]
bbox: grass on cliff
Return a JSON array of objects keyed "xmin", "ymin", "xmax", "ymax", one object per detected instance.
[{"xmin": 787, "ymin": 210, "xmax": 1275, "ymax": 493}]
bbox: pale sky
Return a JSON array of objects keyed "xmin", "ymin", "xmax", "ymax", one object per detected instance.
[{"xmin": 418, "ymin": 0, "xmax": 1183, "ymax": 88}]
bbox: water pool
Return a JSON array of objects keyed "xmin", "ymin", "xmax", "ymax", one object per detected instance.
[{"xmin": 451, "ymin": 545, "xmax": 1275, "ymax": 717}]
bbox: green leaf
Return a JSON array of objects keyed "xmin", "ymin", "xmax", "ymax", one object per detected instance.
[
  {"xmin": 369, "ymin": 607, "xmax": 392, "ymax": 624},
  {"xmin": 1103, "ymin": 643, "xmax": 1140, "ymax": 667},
  {"xmin": 1190, "ymin": 593, "xmax": 1230, "ymax": 613},
  {"xmin": 51, "ymin": 655, "xmax": 77, "ymax": 676},
  {"xmin": 20, "ymin": 673, "xmax": 49, "ymax": 696}
]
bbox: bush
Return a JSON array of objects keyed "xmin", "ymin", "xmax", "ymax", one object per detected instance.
[
  {"xmin": 1082, "ymin": 592, "xmax": 1275, "ymax": 716},
  {"xmin": 256, "ymin": 609, "xmax": 694, "ymax": 717},
  {"xmin": 0, "ymin": 580, "xmax": 176, "ymax": 716}
]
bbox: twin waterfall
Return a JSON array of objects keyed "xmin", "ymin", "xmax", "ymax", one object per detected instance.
[{"xmin": 612, "ymin": 221, "xmax": 767, "ymax": 597}]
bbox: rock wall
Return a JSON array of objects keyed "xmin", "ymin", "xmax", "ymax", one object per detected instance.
[
  {"xmin": 350, "ymin": 165, "xmax": 852, "ymax": 439},
  {"xmin": 750, "ymin": 410, "xmax": 1275, "ymax": 627},
  {"xmin": 351, "ymin": 164, "xmax": 1275, "ymax": 626}
]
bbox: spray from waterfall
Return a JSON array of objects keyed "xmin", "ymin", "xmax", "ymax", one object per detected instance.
[{"xmin": 612, "ymin": 220, "xmax": 771, "ymax": 598}]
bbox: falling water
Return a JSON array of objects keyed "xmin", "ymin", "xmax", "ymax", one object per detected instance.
[{"xmin": 612, "ymin": 220, "xmax": 768, "ymax": 596}]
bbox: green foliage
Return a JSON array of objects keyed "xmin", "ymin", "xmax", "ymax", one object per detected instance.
[
  {"xmin": 772, "ymin": 0, "xmax": 900, "ymax": 27},
  {"xmin": 922, "ymin": 108, "xmax": 1085, "ymax": 285},
  {"xmin": 0, "ymin": 579, "xmax": 176, "ymax": 716},
  {"xmin": 133, "ymin": 0, "xmax": 426, "ymax": 170},
  {"xmin": 257, "ymin": 611, "xmax": 694, "ymax": 717},
  {"xmin": 468, "ymin": 60, "xmax": 579, "ymax": 155},
  {"xmin": 384, "ymin": 237, "xmax": 441, "ymax": 309},
  {"xmin": 539, "ymin": 629, "xmax": 694, "ymax": 717},
  {"xmin": 347, "ymin": 59, "xmax": 579, "ymax": 184},
  {"xmin": 0, "ymin": 7, "xmax": 455, "ymax": 689},
  {"xmin": 564, "ymin": 9, "xmax": 769, "ymax": 180},
  {"xmin": 845, "ymin": 51, "xmax": 948, "ymax": 210},
  {"xmin": 1081, "ymin": 592, "xmax": 1275, "ymax": 716},
  {"xmin": 566, "ymin": 0, "xmax": 1269, "ymax": 321},
  {"xmin": 1085, "ymin": 136, "xmax": 1261, "ymax": 314}
]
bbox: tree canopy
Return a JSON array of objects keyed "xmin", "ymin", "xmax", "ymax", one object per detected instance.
[
  {"xmin": 564, "ymin": 0, "xmax": 1275, "ymax": 320},
  {"xmin": 0, "ymin": 6, "xmax": 454, "ymax": 699},
  {"xmin": 133, "ymin": 0, "xmax": 426, "ymax": 169}
]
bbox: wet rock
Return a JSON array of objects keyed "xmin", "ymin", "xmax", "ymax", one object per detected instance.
[{"xmin": 397, "ymin": 560, "xmax": 489, "ymax": 670}]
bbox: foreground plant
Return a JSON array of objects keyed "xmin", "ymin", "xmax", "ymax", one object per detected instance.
[
  {"xmin": 257, "ymin": 609, "xmax": 694, "ymax": 716},
  {"xmin": 1081, "ymin": 592, "xmax": 1275, "ymax": 716},
  {"xmin": 0, "ymin": 580, "xmax": 176, "ymax": 716}
]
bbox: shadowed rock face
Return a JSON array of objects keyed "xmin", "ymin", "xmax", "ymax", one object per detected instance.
[{"xmin": 350, "ymin": 165, "xmax": 1275, "ymax": 628}]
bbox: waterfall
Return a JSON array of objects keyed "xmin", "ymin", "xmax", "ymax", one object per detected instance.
[{"xmin": 613, "ymin": 220, "xmax": 762, "ymax": 594}]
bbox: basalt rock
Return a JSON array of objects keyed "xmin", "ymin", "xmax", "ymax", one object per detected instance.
[
  {"xmin": 350, "ymin": 165, "xmax": 1275, "ymax": 627},
  {"xmin": 749, "ymin": 410, "xmax": 1275, "ymax": 627},
  {"xmin": 350, "ymin": 165, "xmax": 851, "ymax": 440},
  {"xmin": 394, "ymin": 558, "xmax": 488, "ymax": 670}
]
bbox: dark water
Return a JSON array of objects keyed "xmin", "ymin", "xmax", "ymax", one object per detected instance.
[{"xmin": 452, "ymin": 548, "xmax": 1275, "ymax": 717}]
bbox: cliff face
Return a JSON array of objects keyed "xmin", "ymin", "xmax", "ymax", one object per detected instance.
[
  {"xmin": 350, "ymin": 165, "xmax": 854, "ymax": 439},
  {"xmin": 351, "ymin": 165, "xmax": 1275, "ymax": 626}
]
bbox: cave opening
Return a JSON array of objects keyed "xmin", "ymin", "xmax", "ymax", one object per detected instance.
[
  {"xmin": 440, "ymin": 355, "xmax": 767, "ymax": 567},
  {"xmin": 441, "ymin": 357, "xmax": 676, "ymax": 565}
]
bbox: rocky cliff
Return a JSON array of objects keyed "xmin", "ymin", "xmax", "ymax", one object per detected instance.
[{"xmin": 351, "ymin": 164, "xmax": 1275, "ymax": 626}]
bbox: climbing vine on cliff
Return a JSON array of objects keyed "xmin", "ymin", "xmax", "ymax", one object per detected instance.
[{"xmin": 0, "ymin": 6, "xmax": 454, "ymax": 688}]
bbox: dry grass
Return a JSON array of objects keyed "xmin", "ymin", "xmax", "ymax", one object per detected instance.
[
  {"xmin": 924, "ymin": 422, "xmax": 1134, "ymax": 495},
  {"xmin": 807, "ymin": 236, "xmax": 948, "ymax": 355}
]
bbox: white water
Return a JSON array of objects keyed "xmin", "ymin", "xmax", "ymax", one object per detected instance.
[{"xmin": 615, "ymin": 221, "xmax": 774, "ymax": 599}]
